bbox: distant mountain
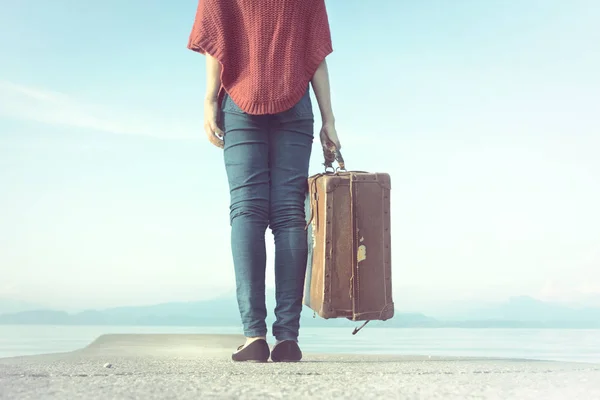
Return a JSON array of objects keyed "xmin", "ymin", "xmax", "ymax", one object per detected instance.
[
  {"xmin": 1, "ymin": 295, "xmax": 599, "ymax": 328},
  {"xmin": 0, "ymin": 298, "xmax": 434, "ymax": 328},
  {"xmin": 0, "ymin": 292, "xmax": 435, "ymax": 328}
]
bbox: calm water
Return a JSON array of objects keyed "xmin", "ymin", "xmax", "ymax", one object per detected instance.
[{"xmin": 1, "ymin": 325, "xmax": 599, "ymax": 363}]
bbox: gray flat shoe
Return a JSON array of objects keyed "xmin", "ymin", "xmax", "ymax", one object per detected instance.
[
  {"xmin": 271, "ymin": 340, "xmax": 302, "ymax": 362},
  {"xmin": 231, "ymin": 339, "xmax": 270, "ymax": 362}
]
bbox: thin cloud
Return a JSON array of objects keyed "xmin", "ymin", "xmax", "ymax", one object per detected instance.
[{"xmin": 0, "ymin": 80, "xmax": 197, "ymax": 139}]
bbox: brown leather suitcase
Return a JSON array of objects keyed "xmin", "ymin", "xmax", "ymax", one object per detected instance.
[{"xmin": 303, "ymin": 149, "xmax": 394, "ymax": 332}]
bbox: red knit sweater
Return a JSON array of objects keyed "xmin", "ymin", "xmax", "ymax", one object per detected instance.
[{"xmin": 187, "ymin": 0, "xmax": 333, "ymax": 115}]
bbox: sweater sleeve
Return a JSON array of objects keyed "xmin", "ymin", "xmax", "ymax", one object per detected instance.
[
  {"xmin": 186, "ymin": 0, "xmax": 226, "ymax": 61},
  {"xmin": 305, "ymin": 0, "xmax": 334, "ymax": 77}
]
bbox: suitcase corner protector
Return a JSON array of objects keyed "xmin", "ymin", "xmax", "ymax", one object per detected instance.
[
  {"xmin": 317, "ymin": 303, "xmax": 337, "ymax": 319},
  {"xmin": 380, "ymin": 302, "xmax": 395, "ymax": 320}
]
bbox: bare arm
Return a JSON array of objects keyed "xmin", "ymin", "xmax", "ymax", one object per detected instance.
[
  {"xmin": 311, "ymin": 58, "xmax": 341, "ymax": 151},
  {"xmin": 203, "ymin": 53, "xmax": 224, "ymax": 148},
  {"xmin": 311, "ymin": 59, "xmax": 335, "ymax": 124},
  {"xmin": 205, "ymin": 53, "xmax": 222, "ymax": 101}
]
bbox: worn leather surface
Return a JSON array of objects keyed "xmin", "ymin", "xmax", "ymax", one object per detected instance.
[{"xmin": 304, "ymin": 171, "xmax": 394, "ymax": 322}]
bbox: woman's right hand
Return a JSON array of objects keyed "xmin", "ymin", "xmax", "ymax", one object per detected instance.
[
  {"xmin": 319, "ymin": 121, "xmax": 341, "ymax": 153},
  {"xmin": 204, "ymin": 98, "xmax": 225, "ymax": 149}
]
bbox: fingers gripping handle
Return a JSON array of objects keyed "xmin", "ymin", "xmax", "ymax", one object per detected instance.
[{"xmin": 323, "ymin": 147, "xmax": 345, "ymax": 172}]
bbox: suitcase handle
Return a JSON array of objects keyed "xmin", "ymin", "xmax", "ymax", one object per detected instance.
[{"xmin": 323, "ymin": 146, "xmax": 346, "ymax": 172}]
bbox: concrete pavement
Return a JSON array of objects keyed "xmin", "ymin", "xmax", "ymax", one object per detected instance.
[{"xmin": 1, "ymin": 334, "xmax": 599, "ymax": 399}]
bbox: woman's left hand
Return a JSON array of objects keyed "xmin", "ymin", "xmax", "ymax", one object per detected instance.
[{"xmin": 204, "ymin": 98, "xmax": 225, "ymax": 148}]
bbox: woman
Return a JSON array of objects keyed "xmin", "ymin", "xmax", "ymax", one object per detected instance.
[{"xmin": 187, "ymin": 0, "xmax": 341, "ymax": 362}]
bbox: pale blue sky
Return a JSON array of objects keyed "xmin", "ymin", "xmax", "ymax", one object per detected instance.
[{"xmin": 1, "ymin": 0, "xmax": 599, "ymax": 313}]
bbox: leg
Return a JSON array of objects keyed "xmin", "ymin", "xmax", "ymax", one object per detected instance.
[
  {"xmin": 221, "ymin": 95, "xmax": 270, "ymax": 340},
  {"xmin": 269, "ymin": 88, "xmax": 314, "ymax": 342}
]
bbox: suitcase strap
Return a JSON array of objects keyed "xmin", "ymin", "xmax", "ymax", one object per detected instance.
[
  {"xmin": 352, "ymin": 321, "xmax": 370, "ymax": 335},
  {"xmin": 349, "ymin": 174, "xmax": 360, "ymax": 318},
  {"xmin": 304, "ymin": 177, "xmax": 321, "ymax": 231},
  {"xmin": 349, "ymin": 174, "xmax": 372, "ymax": 334},
  {"xmin": 305, "ymin": 147, "xmax": 345, "ymax": 230}
]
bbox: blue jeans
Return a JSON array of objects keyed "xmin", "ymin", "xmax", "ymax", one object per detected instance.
[{"xmin": 221, "ymin": 88, "xmax": 314, "ymax": 341}]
